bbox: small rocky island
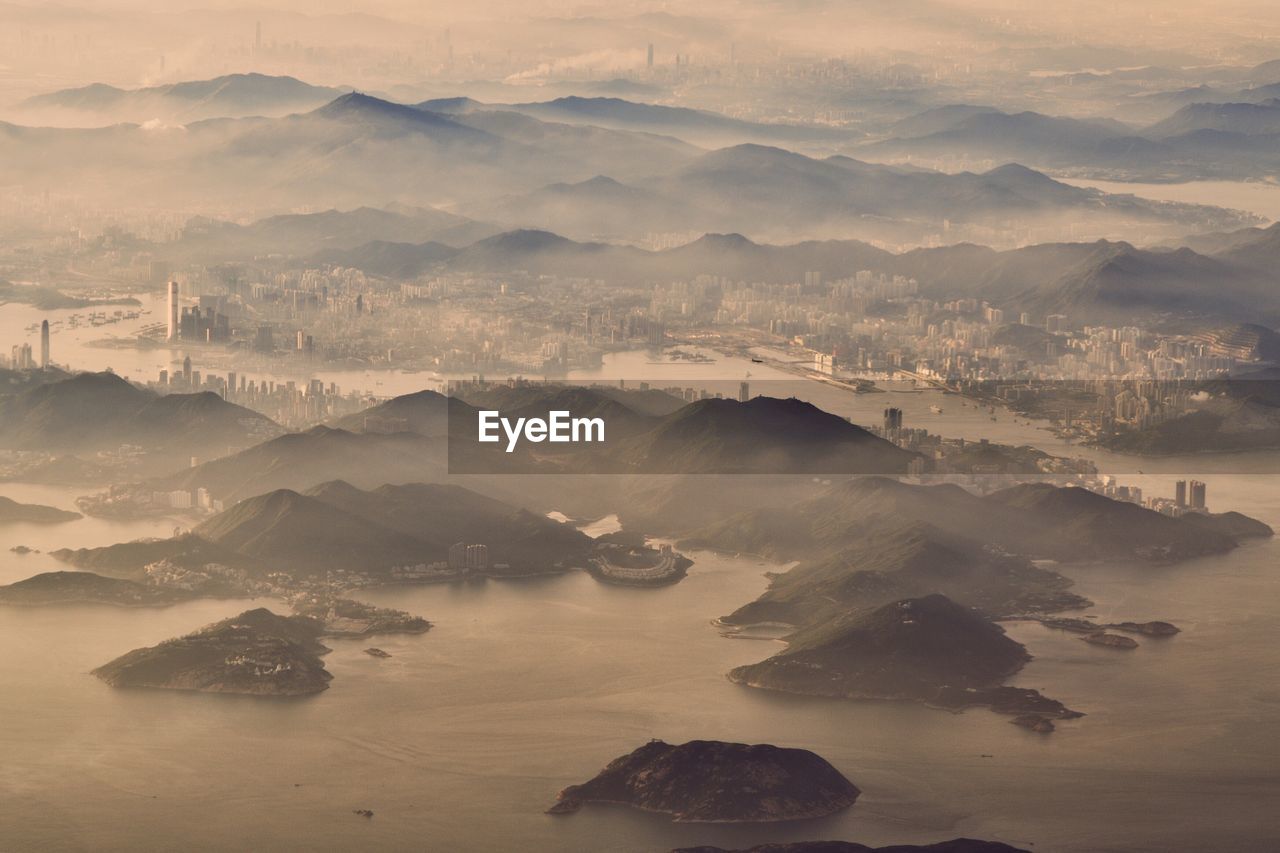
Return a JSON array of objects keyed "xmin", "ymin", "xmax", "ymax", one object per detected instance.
[
  {"xmin": 728, "ymin": 594, "xmax": 1080, "ymax": 730},
  {"xmin": 93, "ymin": 608, "xmax": 333, "ymax": 696},
  {"xmin": 1036, "ymin": 617, "xmax": 1178, "ymax": 638},
  {"xmin": 548, "ymin": 739, "xmax": 859, "ymax": 822},
  {"xmin": 0, "ymin": 571, "xmax": 195, "ymax": 606},
  {"xmin": 1082, "ymin": 632, "xmax": 1139, "ymax": 650}
]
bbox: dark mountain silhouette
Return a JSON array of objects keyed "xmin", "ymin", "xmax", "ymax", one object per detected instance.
[
  {"xmin": 549, "ymin": 739, "xmax": 859, "ymax": 822},
  {"xmin": 305, "ymin": 480, "xmax": 592, "ymax": 568},
  {"xmin": 604, "ymin": 397, "xmax": 917, "ymax": 475},
  {"xmin": 329, "ymin": 389, "xmax": 462, "ymax": 436},
  {"xmin": 712, "ymin": 521, "xmax": 1086, "ymax": 625},
  {"xmin": 0, "ymin": 571, "xmax": 191, "ymax": 606},
  {"xmin": 176, "ymin": 479, "xmax": 592, "ymax": 577},
  {"xmin": 93, "ymin": 608, "xmax": 332, "ymax": 696},
  {"xmin": 728, "ymin": 594, "xmax": 1079, "ymax": 725},
  {"xmin": 193, "ymin": 489, "xmax": 431, "ymax": 575},
  {"xmin": 317, "ymin": 226, "xmax": 1276, "ymax": 324},
  {"xmin": 0, "ymin": 372, "xmax": 279, "ymax": 462},
  {"xmin": 689, "ymin": 477, "xmax": 1267, "ymax": 569}
]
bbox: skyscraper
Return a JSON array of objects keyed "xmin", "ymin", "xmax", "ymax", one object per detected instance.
[
  {"xmin": 167, "ymin": 281, "xmax": 180, "ymax": 341},
  {"xmin": 738, "ymin": 381, "xmax": 750, "ymax": 403},
  {"xmin": 40, "ymin": 320, "xmax": 49, "ymax": 368},
  {"xmin": 1175, "ymin": 480, "xmax": 1187, "ymax": 508},
  {"xmin": 647, "ymin": 43, "xmax": 654, "ymax": 68},
  {"xmin": 1190, "ymin": 480, "xmax": 1207, "ymax": 510}
]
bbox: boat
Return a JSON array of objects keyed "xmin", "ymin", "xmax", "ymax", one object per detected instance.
[
  {"xmin": 751, "ymin": 357, "xmax": 763, "ymax": 363},
  {"xmin": 930, "ymin": 405, "xmax": 943, "ymax": 414}
]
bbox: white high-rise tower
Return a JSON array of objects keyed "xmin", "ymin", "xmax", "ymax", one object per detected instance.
[
  {"xmin": 40, "ymin": 319, "xmax": 49, "ymax": 368},
  {"xmin": 167, "ymin": 281, "xmax": 180, "ymax": 341}
]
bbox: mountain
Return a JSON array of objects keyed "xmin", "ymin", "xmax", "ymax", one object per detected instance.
[
  {"xmin": 17, "ymin": 74, "xmax": 346, "ymax": 124},
  {"xmin": 689, "ymin": 477, "xmax": 1266, "ymax": 569},
  {"xmin": 0, "ymin": 92, "xmax": 703, "ymax": 211},
  {"xmin": 317, "ymin": 227, "xmax": 1277, "ymax": 324},
  {"xmin": 193, "ymin": 489, "xmax": 432, "ymax": 576},
  {"xmin": 165, "ymin": 206, "xmax": 484, "ymax": 263},
  {"xmin": 0, "ymin": 372, "xmax": 280, "ymax": 466},
  {"xmin": 602, "ymin": 397, "xmax": 918, "ymax": 475},
  {"xmin": 887, "ymin": 104, "xmax": 1004, "ymax": 138},
  {"xmin": 442, "ymin": 95, "xmax": 851, "ymax": 149},
  {"xmin": 1210, "ymin": 222, "xmax": 1280, "ymax": 271},
  {"xmin": 728, "ymin": 594, "xmax": 1079, "ymax": 725},
  {"xmin": 1099, "ymin": 375, "xmax": 1280, "ymax": 455},
  {"xmin": 548, "ymin": 740, "xmax": 860, "ymax": 822},
  {"xmin": 446, "ymin": 108, "xmax": 699, "ymax": 180},
  {"xmin": 310, "ymin": 239, "xmax": 457, "ymax": 278},
  {"xmin": 641, "ymin": 144, "xmax": 1239, "ymax": 243},
  {"xmin": 160, "ymin": 480, "xmax": 594, "ymax": 578},
  {"xmin": 1145, "ymin": 100, "xmax": 1280, "ymax": 138},
  {"xmin": 864, "ymin": 103, "xmax": 1280, "ymax": 180},
  {"xmin": 894, "ymin": 240, "xmax": 1274, "ymax": 325},
  {"xmin": 449, "ymin": 383, "xmax": 666, "ymax": 439},
  {"xmin": 0, "ymin": 496, "xmax": 80, "ymax": 524},
  {"xmin": 329, "ymin": 389, "xmax": 458, "ymax": 436},
  {"xmin": 865, "ymin": 110, "xmax": 1135, "ymax": 166},
  {"xmin": 304, "ymin": 481, "xmax": 593, "ymax": 570},
  {"xmin": 51, "ymin": 533, "xmax": 248, "ymax": 579},
  {"xmin": 0, "ymin": 571, "xmax": 191, "ymax": 606},
  {"xmin": 0, "ymin": 91, "xmax": 1250, "ymax": 236},
  {"xmin": 92, "ymin": 608, "xmax": 333, "ymax": 696},
  {"xmin": 460, "ymin": 175, "xmax": 702, "ymax": 240},
  {"xmin": 712, "ymin": 522, "xmax": 1087, "ymax": 626},
  {"xmin": 317, "ymin": 229, "xmax": 891, "ymax": 284},
  {"xmin": 151, "ymin": 426, "xmax": 449, "ymax": 503}
]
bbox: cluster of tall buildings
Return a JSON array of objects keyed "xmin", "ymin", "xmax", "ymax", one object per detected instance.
[
  {"xmin": 4, "ymin": 320, "xmax": 50, "ymax": 370},
  {"xmin": 1175, "ymin": 479, "xmax": 1208, "ymax": 511},
  {"xmin": 447, "ymin": 542, "xmax": 488, "ymax": 571}
]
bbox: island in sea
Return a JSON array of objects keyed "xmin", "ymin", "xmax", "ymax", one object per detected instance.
[
  {"xmin": 0, "ymin": 571, "xmax": 195, "ymax": 607},
  {"xmin": 93, "ymin": 608, "xmax": 333, "ymax": 696},
  {"xmin": 728, "ymin": 594, "xmax": 1081, "ymax": 732},
  {"xmin": 548, "ymin": 739, "xmax": 860, "ymax": 822}
]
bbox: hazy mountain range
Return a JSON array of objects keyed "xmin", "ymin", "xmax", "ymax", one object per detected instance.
[
  {"xmin": 14, "ymin": 73, "xmax": 349, "ymax": 126},
  {"xmin": 311, "ymin": 226, "xmax": 1280, "ymax": 326},
  {"xmin": 864, "ymin": 98, "xmax": 1280, "ymax": 180},
  {"xmin": 0, "ymin": 372, "xmax": 280, "ymax": 469},
  {"xmin": 0, "ymin": 81, "xmax": 1256, "ymax": 244}
]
